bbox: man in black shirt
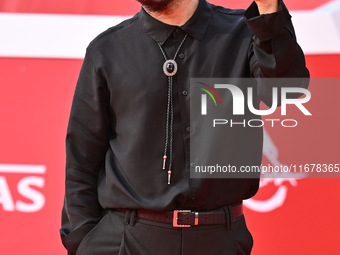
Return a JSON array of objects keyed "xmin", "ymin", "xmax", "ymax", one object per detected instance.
[{"xmin": 60, "ymin": 0, "xmax": 309, "ymax": 254}]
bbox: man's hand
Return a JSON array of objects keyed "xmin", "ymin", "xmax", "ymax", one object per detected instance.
[{"xmin": 254, "ymin": 0, "xmax": 279, "ymax": 15}]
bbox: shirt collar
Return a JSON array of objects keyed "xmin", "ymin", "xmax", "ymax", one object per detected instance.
[{"xmin": 139, "ymin": 0, "xmax": 212, "ymax": 45}]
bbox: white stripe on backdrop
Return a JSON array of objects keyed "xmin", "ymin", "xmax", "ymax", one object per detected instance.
[{"xmin": 0, "ymin": 1, "xmax": 340, "ymax": 58}]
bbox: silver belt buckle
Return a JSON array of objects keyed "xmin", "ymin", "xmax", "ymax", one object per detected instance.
[{"xmin": 173, "ymin": 210, "xmax": 191, "ymax": 227}]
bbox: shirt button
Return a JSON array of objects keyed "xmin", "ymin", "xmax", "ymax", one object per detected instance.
[
  {"xmin": 182, "ymin": 90, "xmax": 188, "ymax": 96},
  {"xmin": 178, "ymin": 53, "xmax": 185, "ymax": 59},
  {"xmin": 191, "ymin": 197, "xmax": 196, "ymax": 201},
  {"xmin": 175, "ymin": 27, "xmax": 180, "ymax": 33},
  {"xmin": 186, "ymin": 127, "xmax": 192, "ymax": 133}
]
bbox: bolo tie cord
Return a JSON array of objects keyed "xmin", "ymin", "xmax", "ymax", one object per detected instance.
[{"xmin": 157, "ymin": 33, "xmax": 188, "ymax": 185}]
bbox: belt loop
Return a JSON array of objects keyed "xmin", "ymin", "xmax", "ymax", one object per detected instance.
[
  {"xmin": 129, "ymin": 210, "xmax": 137, "ymax": 227},
  {"xmin": 124, "ymin": 210, "xmax": 131, "ymax": 225},
  {"xmin": 223, "ymin": 206, "xmax": 232, "ymax": 231}
]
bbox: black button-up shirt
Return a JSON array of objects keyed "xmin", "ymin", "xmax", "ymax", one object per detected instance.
[{"xmin": 61, "ymin": 0, "xmax": 309, "ymax": 253}]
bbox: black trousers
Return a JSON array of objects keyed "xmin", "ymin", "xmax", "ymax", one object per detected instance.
[{"xmin": 75, "ymin": 210, "xmax": 253, "ymax": 255}]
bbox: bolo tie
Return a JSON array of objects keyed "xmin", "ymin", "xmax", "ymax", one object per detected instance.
[{"xmin": 157, "ymin": 33, "xmax": 188, "ymax": 185}]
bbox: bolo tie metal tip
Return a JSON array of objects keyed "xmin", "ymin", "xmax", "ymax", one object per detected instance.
[
  {"xmin": 162, "ymin": 155, "xmax": 167, "ymax": 170},
  {"xmin": 168, "ymin": 170, "xmax": 172, "ymax": 185}
]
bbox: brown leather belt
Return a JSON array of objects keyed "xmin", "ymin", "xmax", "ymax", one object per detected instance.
[{"xmin": 117, "ymin": 203, "xmax": 243, "ymax": 228}]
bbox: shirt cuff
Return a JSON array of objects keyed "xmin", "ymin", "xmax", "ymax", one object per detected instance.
[{"xmin": 244, "ymin": 0, "xmax": 292, "ymax": 41}]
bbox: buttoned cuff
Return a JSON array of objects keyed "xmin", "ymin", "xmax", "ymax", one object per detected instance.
[{"xmin": 244, "ymin": 0, "xmax": 291, "ymax": 41}]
